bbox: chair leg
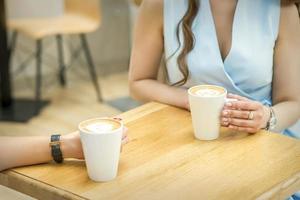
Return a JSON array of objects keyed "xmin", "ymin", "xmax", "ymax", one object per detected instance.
[
  {"xmin": 35, "ymin": 39, "xmax": 42, "ymax": 114},
  {"xmin": 56, "ymin": 35, "xmax": 66, "ymax": 87},
  {"xmin": 79, "ymin": 34, "xmax": 103, "ymax": 102},
  {"xmin": 8, "ymin": 31, "xmax": 18, "ymax": 81},
  {"xmin": 9, "ymin": 31, "xmax": 18, "ymax": 59}
]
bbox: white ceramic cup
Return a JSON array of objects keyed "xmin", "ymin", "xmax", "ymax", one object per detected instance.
[
  {"xmin": 188, "ymin": 85, "xmax": 227, "ymax": 140},
  {"xmin": 79, "ymin": 118, "xmax": 123, "ymax": 182}
]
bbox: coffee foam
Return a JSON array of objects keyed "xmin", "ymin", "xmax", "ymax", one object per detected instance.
[
  {"xmin": 80, "ymin": 119, "xmax": 121, "ymax": 134},
  {"xmin": 195, "ymin": 89, "xmax": 223, "ymax": 97},
  {"xmin": 190, "ymin": 85, "xmax": 226, "ymax": 97}
]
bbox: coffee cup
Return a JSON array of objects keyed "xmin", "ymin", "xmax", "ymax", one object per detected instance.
[
  {"xmin": 188, "ymin": 85, "xmax": 227, "ymax": 140},
  {"xmin": 79, "ymin": 118, "xmax": 123, "ymax": 182}
]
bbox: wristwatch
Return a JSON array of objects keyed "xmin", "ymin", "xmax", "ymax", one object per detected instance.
[
  {"xmin": 50, "ymin": 134, "xmax": 64, "ymax": 163},
  {"xmin": 265, "ymin": 106, "xmax": 277, "ymax": 131}
]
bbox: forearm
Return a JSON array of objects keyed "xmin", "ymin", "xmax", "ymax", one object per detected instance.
[
  {"xmin": 272, "ymin": 100, "xmax": 300, "ymax": 132},
  {"xmin": 0, "ymin": 135, "xmax": 76, "ymax": 172},
  {"xmin": 130, "ymin": 79, "xmax": 189, "ymax": 109}
]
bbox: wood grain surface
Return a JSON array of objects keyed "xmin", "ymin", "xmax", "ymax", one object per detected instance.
[{"xmin": 1, "ymin": 102, "xmax": 300, "ymax": 200}]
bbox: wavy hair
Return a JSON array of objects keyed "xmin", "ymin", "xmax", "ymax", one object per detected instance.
[{"xmin": 171, "ymin": 0, "xmax": 299, "ymax": 86}]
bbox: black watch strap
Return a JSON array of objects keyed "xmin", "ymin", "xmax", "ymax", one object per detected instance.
[{"xmin": 50, "ymin": 134, "xmax": 64, "ymax": 163}]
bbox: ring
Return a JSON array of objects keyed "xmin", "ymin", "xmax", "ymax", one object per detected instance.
[{"xmin": 248, "ymin": 111, "xmax": 254, "ymax": 120}]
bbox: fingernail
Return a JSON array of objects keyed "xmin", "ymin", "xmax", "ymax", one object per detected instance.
[
  {"xmin": 225, "ymin": 102, "xmax": 232, "ymax": 107},
  {"xmin": 223, "ymin": 121, "xmax": 229, "ymax": 126},
  {"xmin": 223, "ymin": 111, "xmax": 228, "ymax": 116},
  {"xmin": 222, "ymin": 118, "xmax": 228, "ymax": 122},
  {"xmin": 113, "ymin": 117, "xmax": 123, "ymax": 121}
]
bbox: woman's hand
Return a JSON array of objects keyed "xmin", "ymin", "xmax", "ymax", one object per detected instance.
[
  {"xmin": 221, "ymin": 94, "xmax": 271, "ymax": 134},
  {"xmin": 121, "ymin": 127, "xmax": 129, "ymax": 144},
  {"xmin": 61, "ymin": 128, "xmax": 129, "ymax": 160},
  {"xmin": 61, "ymin": 132, "xmax": 84, "ymax": 160}
]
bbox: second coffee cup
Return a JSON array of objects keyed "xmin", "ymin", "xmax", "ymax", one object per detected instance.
[{"xmin": 188, "ymin": 85, "xmax": 227, "ymax": 140}]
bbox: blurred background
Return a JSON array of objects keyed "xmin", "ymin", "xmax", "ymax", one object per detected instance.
[
  {"xmin": 0, "ymin": 0, "xmax": 142, "ymax": 133},
  {"xmin": 0, "ymin": 1, "xmax": 140, "ymax": 198}
]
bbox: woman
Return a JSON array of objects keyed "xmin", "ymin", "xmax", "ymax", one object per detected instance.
[
  {"xmin": 129, "ymin": 0, "xmax": 300, "ymax": 135},
  {"xmin": 129, "ymin": 1, "xmax": 300, "ymax": 199},
  {"xmin": 0, "ymin": 131, "xmax": 128, "ymax": 172}
]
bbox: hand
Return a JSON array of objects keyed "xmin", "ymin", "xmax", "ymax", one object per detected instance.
[
  {"xmin": 184, "ymin": 97, "xmax": 190, "ymax": 111},
  {"xmin": 62, "ymin": 127, "xmax": 129, "ymax": 160},
  {"xmin": 221, "ymin": 94, "xmax": 271, "ymax": 134},
  {"xmin": 181, "ymin": 90, "xmax": 190, "ymax": 110},
  {"xmin": 113, "ymin": 117, "xmax": 130, "ymax": 145},
  {"xmin": 121, "ymin": 127, "xmax": 129, "ymax": 145},
  {"xmin": 62, "ymin": 131, "xmax": 84, "ymax": 159}
]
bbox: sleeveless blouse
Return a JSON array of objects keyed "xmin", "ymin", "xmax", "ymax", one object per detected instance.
[{"xmin": 164, "ymin": 0, "xmax": 300, "ymax": 137}]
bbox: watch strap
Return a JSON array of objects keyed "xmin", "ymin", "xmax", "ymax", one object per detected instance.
[
  {"xmin": 266, "ymin": 106, "xmax": 277, "ymax": 131},
  {"xmin": 50, "ymin": 134, "xmax": 64, "ymax": 163}
]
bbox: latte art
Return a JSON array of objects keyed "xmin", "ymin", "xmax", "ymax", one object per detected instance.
[
  {"xmin": 195, "ymin": 89, "xmax": 223, "ymax": 97},
  {"xmin": 86, "ymin": 122, "xmax": 116, "ymax": 133},
  {"xmin": 190, "ymin": 85, "xmax": 226, "ymax": 98},
  {"xmin": 79, "ymin": 118, "xmax": 121, "ymax": 134}
]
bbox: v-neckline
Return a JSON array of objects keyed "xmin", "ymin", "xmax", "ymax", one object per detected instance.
[{"xmin": 207, "ymin": 0, "xmax": 240, "ymax": 64}]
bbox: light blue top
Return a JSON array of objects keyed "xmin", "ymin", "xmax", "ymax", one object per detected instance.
[{"xmin": 164, "ymin": 0, "xmax": 300, "ymax": 137}]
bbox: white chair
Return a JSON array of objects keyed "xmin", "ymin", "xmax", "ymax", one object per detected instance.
[{"xmin": 7, "ymin": 0, "xmax": 103, "ymax": 112}]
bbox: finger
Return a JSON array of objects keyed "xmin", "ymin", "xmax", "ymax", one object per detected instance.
[
  {"xmin": 122, "ymin": 136, "xmax": 129, "ymax": 144},
  {"xmin": 113, "ymin": 117, "xmax": 123, "ymax": 121},
  {"xmin": 222, "ymin": 109, "xmax": 250, "ymax": 119},
  {"xmin": 227, "ymin": 93, "xmax": 249, "ymax": 101},
  {"xmin": 225, "ymin": 101, "xmax": 260, "ymax": 111},
  {"xmin": 228, "ymin": 125, "xmax": 258, "ymax": 134},
  {"xmin": 122, "ymin": 127, "xmax": 128, "ymax": 138},
  {"xmin": 223, "ymin": 106, "xmax": 239, "ymax": 111},
  {"xmin": 221, "ymin": 120, "xmax": 230, "ymax": 127},
  {"xmin": 226, "ymin": 118, "xmax": 256, "ymax": 128}
]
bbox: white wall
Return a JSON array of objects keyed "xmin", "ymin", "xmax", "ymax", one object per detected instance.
[
  {"xmin": 10, "ymin": 0, "xmax": 131, "ymax": 77},
  {"xmin": 88, "ymin": 0, "xmax": 131, "ymax": 75},
  {"xmin": 6, "ymin": 0, "xmax": 64, "ymax": 19}
]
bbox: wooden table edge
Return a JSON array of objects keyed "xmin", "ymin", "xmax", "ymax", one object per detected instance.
[
  {"xmin": 1, "ymin": 168, "xmax": 299, "ymax": 200},
  {"xmin": 0, "ymin": 170, "xmax": 86, "ymax": 200},
  {"xmin": 257, "ymin": 172, "xmax": 300, "ymax": 199}
]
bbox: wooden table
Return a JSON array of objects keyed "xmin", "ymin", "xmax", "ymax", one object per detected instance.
[{"xmin": 1, "ymin": 102, "xmax": 300, "ymax": 200}]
